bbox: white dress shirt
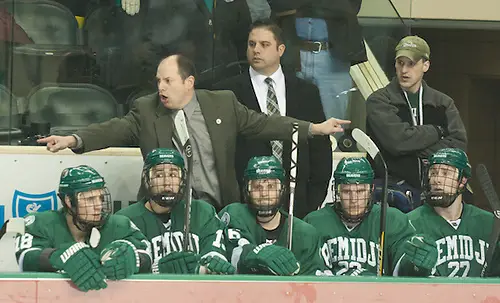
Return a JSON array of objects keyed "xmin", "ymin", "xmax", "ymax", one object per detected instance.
[{"xmin": 249, "ymin": 65, "xmax": 287, "ymax": 115}]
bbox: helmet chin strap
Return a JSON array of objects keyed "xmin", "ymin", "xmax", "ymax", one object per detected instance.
[
  {"xmin": 427, "ymin": 178, "xmax": 466, "ymax": 208},
  {"xmin": 73, "ymin": 216, "xmax": 96, "ymax": 233},
  {"xmin": 151, "ymin": 192, "xmax": 178, "ymax": 208},
  {"xmin": 428, "ymin": 192, "xmax": 459, "ymax": 208}
]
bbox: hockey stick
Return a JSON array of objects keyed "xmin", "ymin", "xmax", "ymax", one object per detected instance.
[
  {"xmin": 352, "ymin": 128, "xmax": 388, "ymax": 277},
  {"xmin": 477, "ymin": 164, "xmax": 500, "ymax": 277},
  {"xmin": 287, "ymin": 123, "xmax": 299, "ymax": 251},
  {"xmin": 174, "ymin": 110, "xmax": 194, "ymax": 252}
]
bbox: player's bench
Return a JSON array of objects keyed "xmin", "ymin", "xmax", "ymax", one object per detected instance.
[{"xmin": 0, "ymin": 273, "xmax": 498, "ymax": 302}]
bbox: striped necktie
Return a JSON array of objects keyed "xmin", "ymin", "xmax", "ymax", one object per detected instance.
[{"xmin": 265, "ymin": 77, "xmax": 283, "ymax": 162}]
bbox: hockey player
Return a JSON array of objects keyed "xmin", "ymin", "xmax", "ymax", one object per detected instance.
[
  {"xmin": 15, "ymin": 165, "xmax": 152, "ymax": 292},
  {"xmin": 304, "ymin": 157, "xmax": 438, "ymax": 276},
  {"xmin": 408, "ymin": 148, "xmax": 500, "ymax": 277},
  {"xmin": 219, "ymin": 156, "xmax": 330, "ymax": 276},
  {"xmin": 116, "ymin": 148, "xmax": 234, "ymax": 275}
]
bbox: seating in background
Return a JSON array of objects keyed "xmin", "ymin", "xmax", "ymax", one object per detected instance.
[
  {"xmin": 2, "ymin": 0, "xmax": 95, "ymax": 97},
  {"xmin": 84, "ymin": 5, "xmax": 145, "ymax": 92},
  {"xmin": 27, "ymin": 83, "xmax": 119, "ymax": 136},
  {"xmin": 0, "ymin": 85, "xmax": 22, "ymax": 144},
  {"xmin": 5, "ymin": 0, "xmax": 78, "ymax": 45}
]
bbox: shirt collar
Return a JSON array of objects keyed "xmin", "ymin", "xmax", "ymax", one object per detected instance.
[
  {"xmin": 249, "ymin": 65, "xmax": 284, "ymax": 85},
  {"xmin": 173, "ymin": 92, "xmax": 198, "ymax": 120}
]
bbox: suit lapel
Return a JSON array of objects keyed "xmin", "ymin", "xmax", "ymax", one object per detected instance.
[
  {"xmin": 241, "ymin": 72, "xmax": 262, "ymax": 112},
  {"xmin": 283, "ymin": 71, "xmax": 300, "ymax": 117},
  {"xmin": 154, "ymin": 100, "xmax": 175, "ymax": 148}
]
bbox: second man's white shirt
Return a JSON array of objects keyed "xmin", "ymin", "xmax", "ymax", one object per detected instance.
[{"xmin": 249, "ymin": 65, "xmax": 287, "ymax": 115}]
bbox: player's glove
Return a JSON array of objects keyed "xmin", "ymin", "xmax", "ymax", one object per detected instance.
[
  {"xmin": 199, "ymin": 255, "xmax": 235, "ymax": 275},
  {"xmin": 401, "ymin": 234, "xmax": 438, "ymax": 276},
  {"xmin": 240, "ymin": 243, "xmax": 300, "ymax": 276},
  {"xmin": 345, "ymin": 267, "xmax": 376, "ymax": 277},
  {"xmin": 100, "ymin": 240, "xmax": 139, "ymax": 280},
  {"xmin": 157, "ymin": 251, "xmax": 200, "ymax": 274},
  {"xmin": 120, "ymin": 0, "xmax": 140, "ymax": 15},
  {"xmin": 49, "ymin": 242, "xmax": 107, "ymax": 292}
]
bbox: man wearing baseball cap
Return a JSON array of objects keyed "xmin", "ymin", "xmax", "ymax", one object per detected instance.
[{"xmin": 365, "ymin": 35, "xmax": 467, "ymax": 213}]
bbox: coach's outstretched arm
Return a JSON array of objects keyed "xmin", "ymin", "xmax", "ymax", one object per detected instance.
[{"xmin": 37, "ymin": 116, "xmax": 349, "ymax": 153}]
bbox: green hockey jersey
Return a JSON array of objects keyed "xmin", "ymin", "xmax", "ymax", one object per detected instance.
[
  {"xmin": 304, "ymin": 204, "xmax": 415, "ymax": 276},
  {"xmin": 218, "ymin": 203, "xmax": 331, "ymax": 276},
  {"xmin": 116, "ymin": 199, "xmax": 228, "ymax": 269},
  {"xmin": 15, "ymin": 210, "xmax": 151, "ymax": 272},
  {"xmin": 408, "ymin": 203, "xmax": 500, "ymax": 277}
]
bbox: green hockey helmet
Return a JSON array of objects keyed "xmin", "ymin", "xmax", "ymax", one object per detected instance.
[
  {"xmin": 425, "ymin": 148, "xmax": 471, "ymax": 208},
  {"xmin": 143, "ymin": 148, "xmax": 186, "ymax": 208},
  {"xmin": 334, "ymin": 157, "xmax": 374, "ymax": 185},
  {"xmin": 333, "ymin": 157, "xmax": 375, "ymax": 223},
  {"xmin": 244, "ymin": 156, "xmax": 286, "ymax": 221},
  {"xmin": 58, "ymin": 165, "xmax": 111, "ymax": 231},
  {"xmin": 428, "ymin": 148, "xmax": 471, "ymax": 179}
]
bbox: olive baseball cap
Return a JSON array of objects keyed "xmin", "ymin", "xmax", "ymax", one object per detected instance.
[{"xmin": 395, "ymin": 36, "xmax": 430, "ymax": 62}]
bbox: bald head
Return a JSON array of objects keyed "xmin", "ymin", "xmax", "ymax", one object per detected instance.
[{"xmin": 156, "ymin": 54, "xmax": 196, "ymax": 110}]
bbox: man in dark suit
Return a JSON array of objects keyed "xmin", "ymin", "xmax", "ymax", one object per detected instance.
[
  {"xmin": 215, "ymin": 19, "xmax": 332, "ymax": 218},
  {"xmin": 38, "ymin": 54, "xmax": 347, "ymax": 212}
]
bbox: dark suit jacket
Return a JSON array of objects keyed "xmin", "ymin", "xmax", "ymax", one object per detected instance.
[
  {"xmin": 74, "ymin": 89, "xmax": 310, "ymax": 210},
  {"xmin": 214, "ymin": 70, "xmax": 332, "ymax": 218}
]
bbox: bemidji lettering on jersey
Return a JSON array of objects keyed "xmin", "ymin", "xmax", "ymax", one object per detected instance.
[
  {"xmin": 151, "ymin": 232, "xmax": 201, "ymax": 263},
  {"xmin": 433, "ymin": 234, "xmax": 488, "ymax": 277},
  {"xmin": 321, "ymin": 236, "xmax": 380, "ymax": 274}
]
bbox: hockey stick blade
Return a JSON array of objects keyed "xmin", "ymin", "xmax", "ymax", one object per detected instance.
[
  {"xmin": 352, "ymin": 128, "xmax": 388, "ymax": 277},
  {"xmin": 352, "ymin": 128, "xmax": 380, "ymax": 160},
  {"xmin": 287, "ymin": 123, "xmax": 299, "ymax": 251},
  {"xmin": 476, "ymin": 164, "xmax": 500, "ymax": 277}
]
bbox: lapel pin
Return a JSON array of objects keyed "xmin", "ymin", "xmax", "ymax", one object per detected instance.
[{"xmin": 216, "ymin": 118, "xmax": 222, "ymax": 125}]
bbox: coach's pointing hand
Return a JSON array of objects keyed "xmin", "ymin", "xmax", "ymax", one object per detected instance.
[
  {"xmin": 37, "ymin": 135, "xmax": 77, "ymax": 153},
  {"xmin": 311, "ymin": 118, "xmax": 351, "ymax": 135}
]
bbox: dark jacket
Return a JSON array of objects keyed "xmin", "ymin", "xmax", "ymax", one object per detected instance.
[
  {"xmin": 140, "ymin": 0, "xmax": 251, "ymax": 88},
  {"xmin": 366, "ymin": 78, "xmax": 467, "ymax": 188},
  {"xmin": 214, "ymin": 69, "xmax": 332, "ymax": 218}
]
